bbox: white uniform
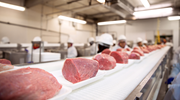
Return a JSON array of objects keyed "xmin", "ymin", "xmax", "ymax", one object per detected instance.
[
  {"xmin": 164, "ymin": 72, "xmax": 180, "ymax": 100},
  {"xmin": 111, "ymin": 45, "xmax": 129, "ymax": 51},
  {"xmin": 90, "ymin": 43, "xmax": 96, "ymax": 55},
  {"xmin": 67, "ymin": 46, "xmax": 77, "ymax": 58}
]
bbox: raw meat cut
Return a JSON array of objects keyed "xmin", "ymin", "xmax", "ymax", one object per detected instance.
[
  {"xmin": 129, "ymin": 53, "xmax": 140, "ymax": 60},
  {"xmin": 62, "ymin": 58, "xmax": 99, "ymax": 83},
  {"xmin": 117, "ymin": 48, "xmax": 126, "ymax": 52},
  {"xmin": 93, "ymin": 54, "xmax": 116, "ymax": 70},
  {"xmin": 132, "ymin": 49, "xmax": 144, "ymax": 56},
  {"xmin": 102, "ymin": 49, "xmax": 111, "ymax": 55},
  {"xmin": 0, "ymin": 64, "xmax": 14, "ymax": 72},
  {"xmin": 126, "ymin": 48, "xmax": 131, "ymax": 51},
  {"xmin": 110, "ymin": 51, "xmax": 128, "ymax": 64},
  {"xmin": 0, "ymin": 67, "xmax": 62, "ymax": 100},
  {"xmin": 140, "ymin": 47, "xmax": 149, "ymax": 53},
  {"xmin": 0, "ymin": 59, "xmax": 11, "ymax": 65}
]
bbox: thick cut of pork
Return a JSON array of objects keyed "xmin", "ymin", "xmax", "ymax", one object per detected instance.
[
  {"xmin": 93, "ymin": 54, "xmax": 116, "ymax": 70},
  {"xmin": 129, "ymin": 53, "xmax": 140, "ymax": 59},
  {"xmin": 110, "ymin": 51, "xmax": 128, "ymax": 64},
  {"xmin": 0, "ymin": 59, "xmax": 11, "ymax": 65},
  {"xmin": 0, "ymin": 64, "xmax": 14, "ymax": 72},
  {"xmin": 62, "ymin": 58, "xmax": 99, "ymax": 83},
  {"xmin": 117, "ymin": 48, "xmax": 126, "ymax": 52},
  {"xmin": 126, "ymin": 48, "xmax": 131, "ymax": 51},
  {"xmin": 0, "ymin": 67, "xmax": 62, "ymax": 100},
  {"xmin": 132, "ymin": 49, "xmax": 144, "ymax": 56},
  {"xmin": 102, "ymin": 49, "xmax": 111, "ymax": 55}
]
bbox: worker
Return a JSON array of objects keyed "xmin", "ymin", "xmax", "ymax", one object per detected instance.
[
  {"xmin": 113, "ymin": 40, "xmax": 116, "ymax": 47},
  {"xmin": 26, "ymin": 36, "xmax": 42, "ymax": 63},
  {"xmin": 143, "ymin": 40, "xmax": 148, "ymax": 47},
  {"xmin": 32, "ymin": 36, "xmax": 42, "ymax": 53},
  {"xmin": 67, "ymin": 38, "xmax": 77, "ymax": 58},
  {"xmin": 164, "ymin": 72, "xmax": 180, "ymax": 100},
  {"xmin": 112, "ymin": 35, "xmax": 129, "ymax": 51},
  {"xmin": 136, "ymin": 37, "xmax": 143, "ymax": 47},
  {"xmin": 1, "ymin": 37, "xmax": 10, "ymax": 44},
  {"xmin": 97, "ymin": 33, "xmax": 113, "ymax": 53},
  {"xmin": 88, "ymin": 37, "xmax": 96, "ymax": 55},
  {"xmin": 166, "ymin": 47, "xmax": 180, "ymax": 84}
]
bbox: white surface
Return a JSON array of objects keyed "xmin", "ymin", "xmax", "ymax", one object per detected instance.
[
  {"xmin": 101, "ymin": 60, "xmax": 135, "ymax": 76},
  {"xmin": 0, "ymin": 43, "xmax": 17, "ymax": 47},
  {"xmin": 50, "ymin": 70, "xmax": 106, "ymax": 90},
  {"xmin": 33, "ymin": 52, "xmax": 61, "ymax": 63},
  {"xmin": 64, "ymin": 46, "xmax": 170, "ymax": 100},
  {"xmin": 49, "ymin": 86, "xmax": 72, "ymax": 100}
]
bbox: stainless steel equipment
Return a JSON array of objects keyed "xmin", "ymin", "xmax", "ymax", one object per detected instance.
[
  {"xmin": 4, "ymin": 51, "xmax": 27, "ymax": 64},
  {"xmin": 76, "ymin": 43, "xmax": 91, "ymax": 57}
]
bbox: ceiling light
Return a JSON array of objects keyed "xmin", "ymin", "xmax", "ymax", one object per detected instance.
[
  {"xmin": 133, "ymin": 7, "xmax": 173, "ymax": 19},
  {"xmin": 98, "ymin": 20, "xmax": 127, "ymax": 25},
  {"xmin": 168, "ymin": 16, "xmax": 180, "ymax": 21},
  {"xmin": 0, "ymin": 2, "xmax": 25, "ymax": 11},
  {"xmin": 140, "ymin": 0, "xmax": 150, "ymax": 8},
  {"xmin": 58, "ymin": 15, "xmax": 87, "ymax": 24},
  {"xmin": 97, "ymin": 0, "xmax": 105, "ymax": 3}
]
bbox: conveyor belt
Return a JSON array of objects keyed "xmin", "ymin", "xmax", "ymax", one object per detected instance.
[
  {"xmin": 64, "ymin": 47, "xmax": 170, "ymax": 100},
  {"xmin": 15, "ymin": 46, "xmax": 170, "ymax": 100}
]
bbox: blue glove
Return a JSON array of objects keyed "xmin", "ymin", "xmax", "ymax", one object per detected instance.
[
  {"xmin": 166, "ymin": 77, "xmax": 174, "ymax": 84},
  {"xmin": 25, "ymin": 48, "xmax": 28, "ymax": 53}
]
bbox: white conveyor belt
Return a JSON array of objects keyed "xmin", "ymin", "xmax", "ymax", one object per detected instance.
[{"xmin": 64, "ymin": 47, "xmax": 170, "ymax": 100}]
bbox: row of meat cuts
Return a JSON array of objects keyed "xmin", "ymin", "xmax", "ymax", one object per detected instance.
[{"xmin": 0, "ymin": 45, "xmax": 166, "ymax": 99}]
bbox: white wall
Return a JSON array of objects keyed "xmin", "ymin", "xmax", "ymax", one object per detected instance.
[
  {"xmin": 99, "ymin": 18, "xmax": 179, "ymax": 49},
  {"xmin": 0, "ymin": 2, "xmax": 95, "ymax": 43}
]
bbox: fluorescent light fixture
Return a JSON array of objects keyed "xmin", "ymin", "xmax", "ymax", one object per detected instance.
[
  {"xmin": 140, "ymin": 0, "xmax": 150, "ymax": 8},
  {"xmin": 133, "ymin": 7, "xmax": 173, "ymax": 19},
  {"xmin": 135, "ymin": 2, "xmax": 172, "ymax": 11},
  {"xmin": 58, "ymin": 15, "xmax": 86, "ymax": 24},
  {"xmin": 0, "ymin": 2, "xmax": 25, "ymax": 11},
  {"xmin": 168, "ymin": 16, "xmax": 180, "ymax": 21},
  {"xmin": 98, "ymin": 20, "xmax": 127, "ymax": 25},
  {"xmin": 97, "ymin": 0, "xmax": 105, "ymax": 3}
]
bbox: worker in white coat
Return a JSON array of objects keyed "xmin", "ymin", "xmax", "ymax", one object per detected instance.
[
  {"xmin": 67, "ymin": 38, "xmax": 77, "ymax": 58},
  {"xmin": 164, "ymin": 72, "xmax": 180, "ymax": 100},
  {"xmin": 27, "ymin": 36, "xmax": 42, "ymax": 63},
  {"xmin": 88, "ymin": 37, "xmax": 96, "ymax": 55},
  {"xmin": 143, "ymin": 40, "xmax": 148, "ymax": 47},
  {"xmin": 112, "ymin": 35, "xmax": 129, "ymax": 51},
  {"xmin": 166, "ymin": 47, "xmax": 180, "ymax": 84},
  {"xmin": 136, "ymin": 37, "xmax": 143, "ymax": 48},
  {"xmin": 97, "ymin": 33, "xmax": 113, "ymax": 53},
  {"xmin": 1, "ymin": 37, "xmax": 10, "ymax": 44}
]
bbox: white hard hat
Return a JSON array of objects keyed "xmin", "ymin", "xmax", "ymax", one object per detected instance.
[
  {"xmin": 68, "ymin": 38, "xmax": 74, "ymax": 43},
  {"xmin": 118, "ymin": 35, "xmax": 126, "ymax": 41},
  {"xmin": 33, "ymin": 36, "xmax": 41, "ymax": 42},
  {"xmin": 143, "ymin": 40, "xmax": 148, "ymax": 44},
  {"xmin": 136, "ymin": 37, "xmax": 143, "ymax": 43},
  {"xmin": 1, "ymin": 37, "xmax": 10, "ymax": 43},
  {"xmin": 113, "ymin": 40, "xmax": 116, "ymax": 44},
  {"xmin": 97, "ymin": 33, "xmax": 113, "ymax": 45},
  {"xmin": 88, "ymin": 37, "xmax": 94, "ymax": 42}
]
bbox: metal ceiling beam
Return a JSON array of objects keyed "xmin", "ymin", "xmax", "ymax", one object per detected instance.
[
  {"xmin": 86, "ymin": 11, "xmax": 113, "ymax": 18},
  {"xmin": 46, "ymin": 4, "xmax": 100, "ymax": 16},
  {"xmin": 25, "ymin": 0, "xmax": 50, "ymax": 8},
  {"xmin": 54, "ymin": 0, "xmax": 82, "ymax": 8}
]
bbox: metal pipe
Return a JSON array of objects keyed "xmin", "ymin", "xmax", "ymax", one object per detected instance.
[
  {"xmin": 0, "ymin": 20, "xmax": 70, "ymax": 37},
  {"xmin": 46, "ymin": 4, "xmax": 99, "ymax": 16}
]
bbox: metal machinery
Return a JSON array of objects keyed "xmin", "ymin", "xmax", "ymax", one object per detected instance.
[
  {"xmin": 76, "ymin": 43, "xmax": 91, "ymax": 57},
  {"xmin": 1, "ymin": 44, "xmax": 28, "ymax": 64},
  {"xmin": 50, "ymin": 43, "xmax": 68, "ymax": 60}
]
